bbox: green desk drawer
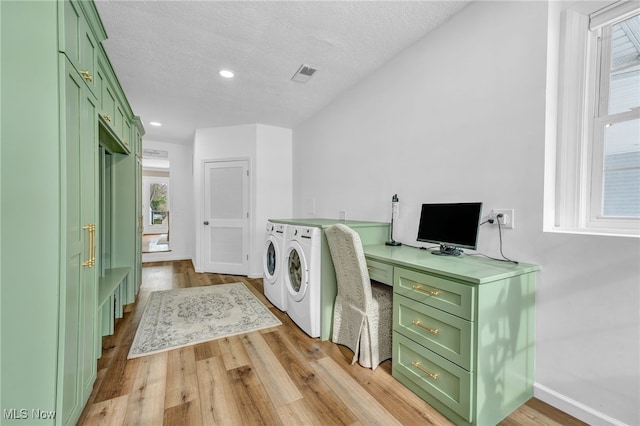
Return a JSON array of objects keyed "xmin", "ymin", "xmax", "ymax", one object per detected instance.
[
  {"xmin": 367, "ymin": 258, "xmax": 393, "ymax": 286},
  {"xmin": 393, "ymin": 332, "xmax": 473, "ymax": 422},
  {"xmin": 394, "ymin": 267, "xmax": 475, "ymax": 320},
  {"xmin": 394, "ymin": 293, "xmax": 474, "ymax": 371}
]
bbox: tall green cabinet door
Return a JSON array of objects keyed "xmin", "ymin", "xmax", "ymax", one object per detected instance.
[
  {"xmin": 61, "ymin": 0, "xmax": 98, "ymax": 96},
  {"xmin": 132, "ymin": 118, "xmax": 145, "ymax": 295},
  {"xmin": 58, "ymin": 57, "xmax": 98, "ymax": 426}
]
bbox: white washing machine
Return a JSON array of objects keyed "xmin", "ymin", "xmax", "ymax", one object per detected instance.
[
  {"xmin": 284, "ymin": 225, "xmax": 321, "ymax": 337},
  {"xmin": 263, "ymin": 221, "xmax": 288, "ymax": 311}
]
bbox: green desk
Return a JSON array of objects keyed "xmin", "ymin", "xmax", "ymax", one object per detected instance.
[{"xmin": 363, "ymin": 244, "xmax": 539, "ymax": 426}]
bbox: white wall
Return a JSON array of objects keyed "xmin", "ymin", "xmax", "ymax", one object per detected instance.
[
  {"xmin": 193, "ymin": 124, "xmax": 292, "ymax": 277},
  {"xmin": 255, "ymin": 124, "xmax": 293, "ymax": 271},
  {"xmin": 292, "ymin": 2, "xmax": 639, "ymax": 425},
  {"xmin": 142, "ymin": 140, "xmax": 194, "ymax": 263}
]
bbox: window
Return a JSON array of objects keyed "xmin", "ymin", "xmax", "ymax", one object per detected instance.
[{"xmin": 553, "ymin": 1, "xmax": 640, "ymax": 236}]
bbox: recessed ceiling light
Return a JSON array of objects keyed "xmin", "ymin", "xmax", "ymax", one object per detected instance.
[
  {"xmin": 219, "ymin": 69, "xmax": 234, "ymax": 78},
  {"xmin": 149, "ymin": 121, "xmax": 162, "ymax": 127}
]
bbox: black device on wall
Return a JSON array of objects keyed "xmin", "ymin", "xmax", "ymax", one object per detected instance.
[
  {"xmin": 417, "ymin": 202, "xmax": 482, "ymax": 256},
  {"xmin": 385, "ymin": 194, "xmax": 402, "ymax": 246}
]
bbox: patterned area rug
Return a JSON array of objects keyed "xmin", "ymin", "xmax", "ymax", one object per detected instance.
[{"xmin": 128, "ymin": 283, "xmax": 281, "ymax": 359}]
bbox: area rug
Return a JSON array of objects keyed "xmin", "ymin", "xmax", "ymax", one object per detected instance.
[{"xmin": 128, "ymin": 283, "xmax": 281, "ymax": 359}]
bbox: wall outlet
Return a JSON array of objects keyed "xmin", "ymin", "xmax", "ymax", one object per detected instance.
[
  {"xmin": 339, "ymin": 210, "xmax": 346, "ymax": 221},
  {"xmin": 492, "ymin": 209, "xmax": 514, "ymax": 229}
]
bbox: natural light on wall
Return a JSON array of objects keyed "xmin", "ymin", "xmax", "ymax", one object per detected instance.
[{"xmin": 546, "ymin": 1, "xmax": 640, "ymax": 237}]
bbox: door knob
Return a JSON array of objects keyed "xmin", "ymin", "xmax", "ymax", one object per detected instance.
[{"xmin": 203, "ymin": 221, "xmax": 209, "ymax": 225}]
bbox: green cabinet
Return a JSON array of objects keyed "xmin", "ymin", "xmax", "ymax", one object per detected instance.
[
  {"xmin": 394, "ymin": 266, "xmax": 475, "ymax": 321},
  {"xmin": 95, "ymin": 53, "xmax": 111, "ymax": 121},
  {"xmin": 123, "ymin": 119, "xmax": 132, "ymax": 151},
  {"xmin": 394, "ymin": 292, "xmax": 473, "ymax": 371},
  {"xmin": 0, "ymin": 1, "xmax": 142, "ymax": 424},
  {"xmin": 59, "ymin": 57, "xmax": 99, "ymax": 425},
  {"xmin": 99, "ymin": 74, "xmax": 117, "ymax": 132},
  {"xmin": 60, "ymin": 0, "xmax": 101, "ymax": 96},
  {"xmin": 367, "ymin": 258, "xmax": 394, "ymax": 285},
  {"xmin": 395, "ymin": 332, "xmax": 474, "ymax": 421},
  {"xmin": 112, "ymin": 144, "xmax": 138, "ymax": 304},
  {"xmin": 97, "ymin": 49, "xmax": 131, "ymax": 152},
  {"xmin": 2, "ymin": 2, "xmax": 63, "ymax": 422},
  {"xmin": 364, "ymin": 244, "xmax": 538, "ymax": 426}
]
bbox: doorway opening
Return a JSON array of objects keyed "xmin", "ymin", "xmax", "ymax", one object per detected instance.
[{"xmin": 142, "ymin": 158, "xmax": 170, "ymax": 253}]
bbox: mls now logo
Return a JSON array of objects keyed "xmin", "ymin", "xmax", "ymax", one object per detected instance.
[{"xmin": 3, "ymin": 408, "xmax": 56, "ymax": 420}]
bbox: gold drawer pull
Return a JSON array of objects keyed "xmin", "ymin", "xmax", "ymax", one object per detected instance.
[
  {"xmin": 103, "ymin": 114, "xmax": 111, "ymax": 122},
  {"xmin": 124, "ymin": 140, "xmax": 129, "ymax": 147},
  {"xmin": 412, "ymin": 320, "xmax": 439, "ymax": 335},
  {"xmin": 89, "ymin": 224, "xmax": 95, "ymax": 267},
  {"xmin": 411, "ymin": 362, "xmax": 438, "ymax": 380},
  {"xmin": 82, "ymin": 224, "xmax": 95, "ymax": 268},
  {"xmin": 80, "ymin": 70, "xmax": 93, "ymax": 82},
  {"xmin": 412, "ymin": 284, "xmax": 440, "ymax": 296}
]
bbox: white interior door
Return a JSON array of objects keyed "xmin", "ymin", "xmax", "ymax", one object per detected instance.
[{"xmin": 202, "ymin": 160, "xmax": 249, "ymax": 275}]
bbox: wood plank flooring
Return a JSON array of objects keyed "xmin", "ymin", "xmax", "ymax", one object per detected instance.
[{"xmin": 78, "ymin": 260, "xmax": 586, "ymax": 426}]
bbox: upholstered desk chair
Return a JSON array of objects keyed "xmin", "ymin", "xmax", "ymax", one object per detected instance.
[{"xmin": 325, "ymin": 224, "xmax": 393, "ymax": 370}]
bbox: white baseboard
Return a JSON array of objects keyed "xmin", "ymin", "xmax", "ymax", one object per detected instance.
[
  {"xmin": 142, "ymin": 252, "xmax": 192, "ymax": 263},
  {"xmin": 141, "ymin": 256, "xmax": 260, "ymax": 278},
  {"xmin": 534, "ymin": 383, "xmax": 628, "ymax": 426}
]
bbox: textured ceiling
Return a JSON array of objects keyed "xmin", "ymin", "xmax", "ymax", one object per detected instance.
[{"xmin": 95, "ymin": 1, "xmax": 469, "ymax": 144}]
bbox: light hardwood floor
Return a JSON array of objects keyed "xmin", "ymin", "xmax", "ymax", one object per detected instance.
[{"xmin": 78, "ymin": 260, "xmax": 586, "ymax": 426}]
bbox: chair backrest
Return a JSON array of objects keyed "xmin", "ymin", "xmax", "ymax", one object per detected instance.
[{"xmin": 325, "ymin": 224, "xmax": 372, "ymax": 310}]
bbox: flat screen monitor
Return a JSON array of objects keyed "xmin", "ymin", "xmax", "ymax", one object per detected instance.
[{"xmin": 417, "ymin": 202, "xmax": 482, "ymax": 255}]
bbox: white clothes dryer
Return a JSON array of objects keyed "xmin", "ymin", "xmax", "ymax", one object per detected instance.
[
  {"xmin": 263, "ymin": 221, "xmax": 287, "ymax": 311},
  {"xmin": 284, "ymin": 225, "xmax": 321, "ymax": 337}
]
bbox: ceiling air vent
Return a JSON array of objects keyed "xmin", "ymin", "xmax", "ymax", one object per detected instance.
[{"xmin": 291, "ymin": 64, "xmax": 317, "ymax": 83}]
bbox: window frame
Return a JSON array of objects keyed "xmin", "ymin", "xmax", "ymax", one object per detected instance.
[{"xmin": 554, "ymin": 0, "xmax": 640, "ymax": 237}]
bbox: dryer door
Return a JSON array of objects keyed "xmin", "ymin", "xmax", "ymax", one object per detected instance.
[
  {"xmin": 286, "ymin": 241, "xmax": 308, "ymax": 302},
  {"xmin": 263, "ymin": 236, "xmax": 280, "ymax": 284}
]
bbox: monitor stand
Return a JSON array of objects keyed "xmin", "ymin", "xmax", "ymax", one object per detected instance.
[{"xmin": 431, "ymin": 244, "xmax": 462, "ymax": 256}]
